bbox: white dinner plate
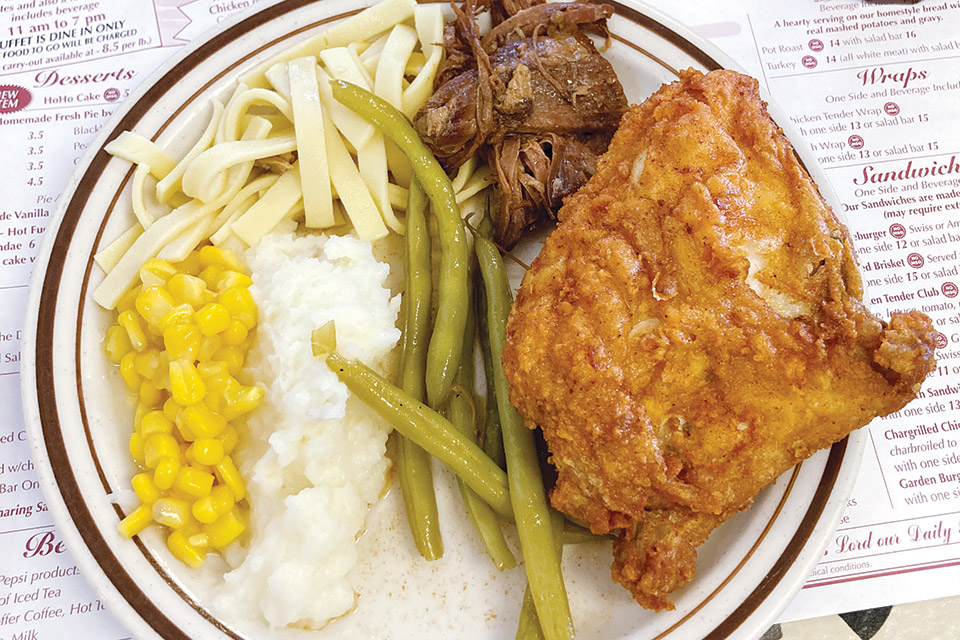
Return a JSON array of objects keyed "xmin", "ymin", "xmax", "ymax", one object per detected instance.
[{"xmin": 21, "ymin": 1, "xmax": 866, "ymax": 639}]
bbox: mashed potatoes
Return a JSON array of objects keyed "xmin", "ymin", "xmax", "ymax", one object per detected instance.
[{"xmin": 214, "ymin": 225, "xmax": 401, "ymax": 629}]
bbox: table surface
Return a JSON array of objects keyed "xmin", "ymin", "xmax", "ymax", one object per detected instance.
[{"xmin": 776, "ymin": 594, "xmax": 960, "ymax": 640}]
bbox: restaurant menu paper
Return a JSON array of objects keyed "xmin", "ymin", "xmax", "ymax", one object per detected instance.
[{"xmin": 0, "ymin": 0, "xmax": 957, "ymax": 636}]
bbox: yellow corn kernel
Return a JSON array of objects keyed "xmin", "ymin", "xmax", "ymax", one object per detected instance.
[
  {"xmin": 192, "ymin": 438, "xmax": 224, "ymax": 466},
  {"xmin": 129, "ymin": 432, "xmax": 145, "ymax": 465},
  {"xmin": 199, "ymin": 265, "xmax": 224, "ymax": 289},
  {"xmin": 215, "ymin": 456, "xmax": 245, "ymax": 501},
  {"xmin": 218, "ymin": 426, "xmax": 239, "ymax": 455},
  {"xmin": 177, "ymin": 515, "xmax": 202, "ymax": 539},
  {"xmin": 204, "ymin": 371, "xmax": 236, "ymax": 397},
  {"xmin": 144, "ymin": 319, "xmax": 164, "ymax": 339},
  {"xmin": 119, "ymin": 352, "xmax": 140, "ymax": 391},
  {"xmin": 192, "ymin": 480, "xmax": 236, "ymax": 523},
  {"xmin": 173, "ymin": 252, "xmax": 202, "ymax": 276},
  {"xmin": 214, "ymin": 346, "xmax": 244, "ymax": 376},
  {"xmin": 188, "ymin": 532, "xmax": 210, "ymax": 549},
  {"xmin": 144, "ymin": 432, "xmax": 180, "ymax": 468},
  {"xmin": 133, "ymin": 348, "xmax": 162, "ymax": 380},
  {"xmin": 141, "ymin": 410, "xmax": 174, "ymax": 437},
  {"xmin": 198, "ymin": 335, "xmax": 222, "ymax": 361},
  {"xmin": 216, "ymin": 271, "xmax": 254, "ymax": 292},
  {"xmin": 133, "ymin": 401, "xmax": 150, "ymax": 433},
  {"xmin": 154, "ymin": 456, "xmax": 181, "ymax": 490},
  {"xmin": 204, "ymin": 507, "xmax": 246, "ymax": 548},
  {"xmin": 117, "ymin": 504, "xmax": 153, "ymax": 539},
  {"xmin": 115, "ymin": 284, "xmax": 142, "ymax": 315},
  {"xmin": 182, "ymin": 454, "xmax": 212, "ymax": 477},
  {"xmin": 139, "ymin": 380, "xmax": 163, "ymax": 409},
  {"xmin": 204, "ymin": 373, "xmax": 238, "ymax": 413},
  {"xmin": 131, "ymin": 472, "xmax": 162, "ymax": 504},
  {"xmin": 211, "ymin": 484, "xmax": 236, "ymax": 512},
  {"xmin": 181, "ymin": 404, "xmax": 227, "ymax": 438},
  {"xmin": 163, "ymin": 323, "xmax": 201, "ymax": 362},
  {"xmin": 139, "ymin": 258, "xmax": 178, "ymax": 287},
  {"xmin": 197, "ymin": 361, "xmax": 229, "ymax": 380},
  {"xmin": 195, "ymin": 303, "xmax": 231, "ymax": 336},
  {"xmin": 169, "ymin": 359, "xmax": 206, "ymax": 405},
  {"xmin": 152, "ymin": 351, "xmax": 171, "ymax": 390},
  {"xmin": 166, "ymin": 530, "xmax": 205, "ymax": 568},
  {"xmin": 181, "ymin": 443, "xmax": 209, "ymax": 470},
  {"xmin": 223, "ymin": 385, "xmax": 263, "ymax": 420},
  {"xmin": 198, "ymin": 245, "xmax": 247, "ymax": 274},
  {"xmin": 118, "ymin": 310, "xmax": 149, "ymax": 352},
  {"xmin": 221, "ymin": 319, "xmax": 248, "ymax": 347},
  {"xmin": 191, "ymin": 494, "xmax": 220, "ymax": 524},
  {"xmin": 204, "ymin": 390, "xmax": 223, "ymax": 414},
  {"xmin": 175, "ymin": 466, "xmax": 215, "ymax": 498},
  {"xmin": 219, "ymin": 286, "xmax": 257, "ymax": 330},
  {"xmin": 135, "ymin": 286, "xmax": 177, "ymax": 328},
  {"xmin": 162, "ymin": 397, "xmax": 181, "ymax": 422},
  {"xmin": 104, "ymin": 325, "xmax": 132, "ymax": 364},
  {"xmin": 159, "ymin": 303, "xmax": 194, "ymax": 332},
  {"xmin": 166, "ymin": 273, "xmax": 213, "ymax": 308},
  {"xmin": 152, "ymin": 496, "xmax": 192, "ymax": 529},
  {"xmin": 174, "ymin": 411, "xmax": 196, "ymax": 442}
]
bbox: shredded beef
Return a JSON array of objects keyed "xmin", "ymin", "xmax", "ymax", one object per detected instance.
[{"xmin": 414, "ymin": 0, "xmax": 627, "ymax": 246}]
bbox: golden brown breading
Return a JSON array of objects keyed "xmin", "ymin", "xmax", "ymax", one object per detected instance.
[{"xmin": 501, "ymin": 69, "xmax": 937, "ymax": 610}]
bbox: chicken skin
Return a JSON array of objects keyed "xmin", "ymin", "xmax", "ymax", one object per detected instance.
[{"xmin": 501, "ymin": 69, "xmax": 937, "ymax": 610}]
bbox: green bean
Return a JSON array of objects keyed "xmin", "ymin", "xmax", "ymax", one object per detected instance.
[
  {"xmin": 475, "ymin": 232, "xmax": 574, "ymax": 640},
  {"xmin": 517, "ymin": 522, "xmax": 608, "ymax": 640},
  {"xmin": 516, "ymin": 510, "xmax": 565, "ymax": 640},
  {"xmin": 395, "ymin": 177, "xmax": 443, "ymax": 561},
  {"xmin": 476, "ymin": 275, "xmax": 506, "ymax": 470},
  {"xmin": 454, "ymin": 439, "xmax": 517, "ymax": 570},
  {"xmin": 445, "ymin": 276, "xmax": 516, "ymax": 571},
  {"xmin": 324, "ymin": 351, "xmax": 512, "ymax": 518},
  {"xmin": 516, "ymin": 587, "xmax": 545, "ymax": 640},
  {"xmin": 330, "ymin": 80, "xmax": 469, "ymax": 409},
  {"xmin": 475, "ymin": 212, "xmax": 505, "ymax": 468},
  {"xmin": 398, "ymin": 178, "xmax": 431, "ymax": 432}
]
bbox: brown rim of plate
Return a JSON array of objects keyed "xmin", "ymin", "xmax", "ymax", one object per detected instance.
[{"xmin": 31, "ymin": 1, "xmax": 846, "ymax": 639}]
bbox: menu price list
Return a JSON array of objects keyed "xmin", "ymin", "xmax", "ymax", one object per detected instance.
[
  {"xmin": 755, "ymin": 1, "xmax": 960, "ymax": 174},
  {"xmin": 0, "ymin": 196, "xmax": 48, "ymax": 293},
  {"xmin": 1, "ymin": 366, "xmax": 127, "ymax": 640},
  {"xmin": 762, "ymin": 8, "xmax": 960, "ymax": 622},
  {"xmin": 733, "ymin": 0, "xmax": 960, "ymax": 618},
  {"xmin": 2, "ymin": 0, "xmax": 161, "ymax": 73},
  {"xmin": 0, "ymin": 530, "xmax": 128, "ymax": 640},
  {"xmin": 0, "ymin": 71, "xmax": 132, "ymax": 293}
]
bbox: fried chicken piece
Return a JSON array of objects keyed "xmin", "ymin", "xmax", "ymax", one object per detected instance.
[{"xmin": 501, "ymin": 69, "xmax": 937, "ymax": 610}]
